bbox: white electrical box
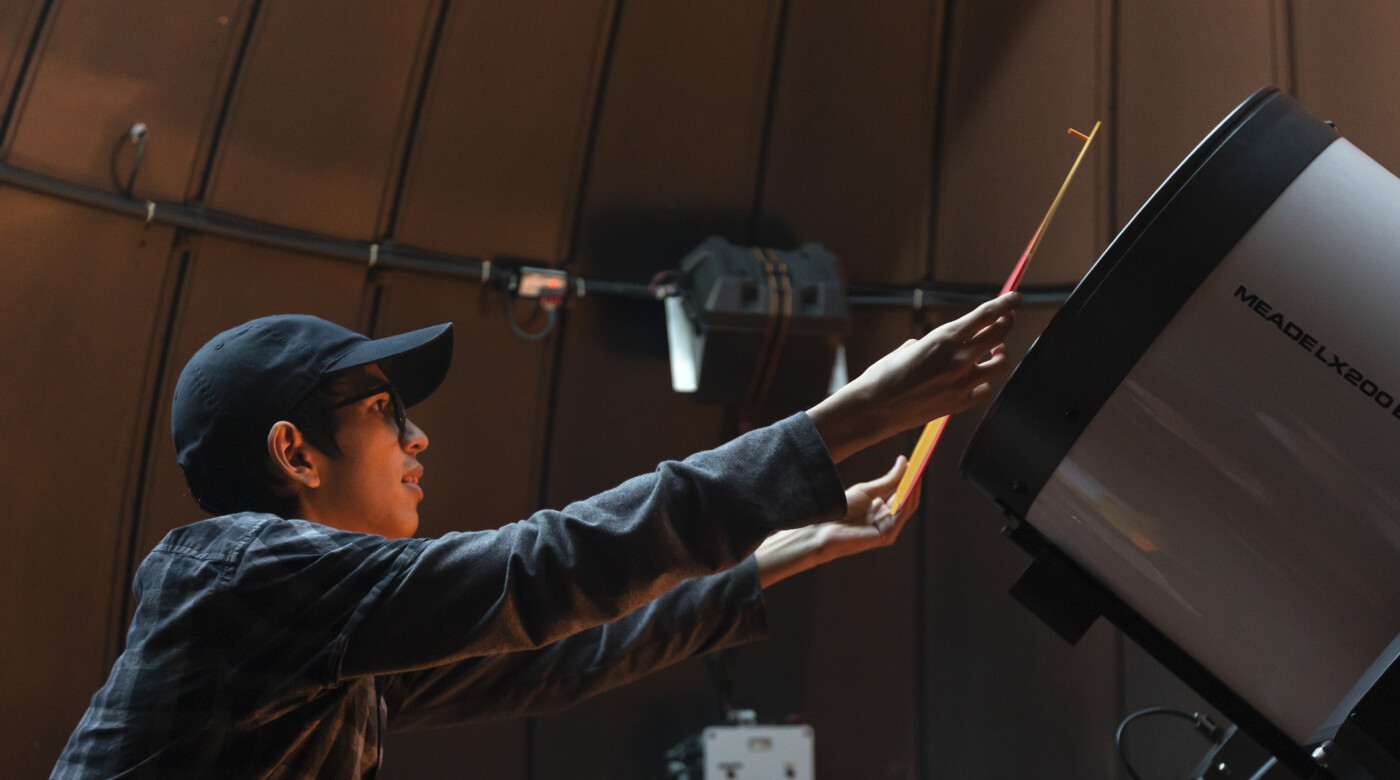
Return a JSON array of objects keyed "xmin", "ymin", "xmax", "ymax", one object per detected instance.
[{"xmin": 701, "ymin": 724, "xmax": 813, "ymax": 779}]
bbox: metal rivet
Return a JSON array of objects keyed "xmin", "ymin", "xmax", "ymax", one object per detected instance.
[
  {"xmin": 1011, "ymin": 481, "xmax": 1027, "ymax": 495},
  {"xmin": 1063, "ymin": 409, "xmax": 1079, "ymax": 423}
]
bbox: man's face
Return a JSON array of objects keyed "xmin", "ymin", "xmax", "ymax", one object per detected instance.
[{"xmin": 303, "ymin": 364, "xmax": 429, "ymax": 538}]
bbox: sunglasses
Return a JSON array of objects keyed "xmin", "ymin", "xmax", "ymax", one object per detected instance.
[{"xmin": 328, "ymin": 382, "xmax": 407, "ymax": 433}]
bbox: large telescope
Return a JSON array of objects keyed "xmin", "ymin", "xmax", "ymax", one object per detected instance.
[{"xmin": 963, "ymin": 87, "xmax": 1400, "ymax": 780}]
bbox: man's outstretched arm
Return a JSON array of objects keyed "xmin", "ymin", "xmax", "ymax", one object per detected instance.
[{"xmin": 380, "ymin": 456, "xmax": 923, "ymax": 728}]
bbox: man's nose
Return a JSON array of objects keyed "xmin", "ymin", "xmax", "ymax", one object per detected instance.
[{"xmin": 400, "ymin": 418, "xmax": 428, "ymax": 453}]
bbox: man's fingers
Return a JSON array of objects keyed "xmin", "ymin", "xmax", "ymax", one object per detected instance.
[
  {"xmin": 970, "ymin": 348, "xmax": 1012, "ymax": 378},
  {"xmin": 966, "ymin": 381, "xmax": 996, "ymax": 405},
  {"xmin": 885, "ymin": 454, "xmax": 908, "ymax": 483},
  {"xmin": 950, "ymin": 350, "xmax": 1013, "ymax": 404},
  {"xmin": 963, "ymin": 351, "xmax": 1013, "ymax": 401},
  {"xmin": 964, "ymin": 309, "xmax": 1016, "ymax": 345},
  {"xmin": 867, "ymin": 455, "xmax": 908, "ymax": 498},
  {"xmin": 963, "ymin": 313, "xmax": 1014, "ymax": 355},
  {"xmin": 945, "ymin": 292, "xmax": 1021, "ymax": 341}
]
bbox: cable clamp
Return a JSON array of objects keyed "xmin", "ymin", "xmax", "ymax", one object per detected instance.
[
  {"xmin": 368, "ymin": 243, "xmax": 379, "ymax": 268},
  {"xmin": 912, "ymin": 287, "xmax": 923, "ymax": 310},
  {"xmin": 575, "ymin": 277, "xmax": 586, "ymax": 297},
  {"xmin": 144, "ymin": 200, "xmax": 156, "ymax": 226},
  {"xmin": 481, "ymin": 260, "xmax": 491, "ymax": 282}
]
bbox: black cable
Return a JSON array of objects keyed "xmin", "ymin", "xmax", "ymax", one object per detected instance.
[
  {"xmin": 847, "ymin": 289, "xmax": 1069, "ymax": 308},
  {"xmin": 125, "ymin": 129, "xmax": 147, "ymax": 197},
  {"xmin": 503, "ymin": 292, "xmax": 558, "ymax": 341},
  {"xmin": 847, "ymin": 281, "xmax": 1076, "ymax": 308},
  {"xmin": 577, "ymin": 278, "xmax": 655, "ymax": 299},
  {"xmin": 1115, "ymin": 706, "xmax": 1225, "ymax": 780},
  {"xmin": 0, "ymin": 157, "xmax": 1079, "ymax": 309},
  {"xmin": 110, "ymin": 123, "xmax": 148, "ymax": 198}
]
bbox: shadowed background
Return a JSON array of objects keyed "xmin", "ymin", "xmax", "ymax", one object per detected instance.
[{"xmin": 3, "ymin": 1, "xmax": 1398, "ymax": 777}]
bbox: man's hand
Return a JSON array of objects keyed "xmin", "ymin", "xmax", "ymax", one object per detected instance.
[
  {"xmin": 754, "ymin": 456, "xmax": 921, "ymax": 588},
  {"xmin": 806, "ymin": 291, "xmax": 1020, "ymax": 463}
]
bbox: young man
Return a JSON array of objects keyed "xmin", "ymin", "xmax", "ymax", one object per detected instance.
[{"xmin": 53, "ymin": 292, "xmax": 1019, "ymax": 778}]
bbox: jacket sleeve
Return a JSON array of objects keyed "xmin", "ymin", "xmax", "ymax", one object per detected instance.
[
  {"xmin": 337, "ymin": 412, "xmax": 844, "ymax": 678},
  {"xmin": 380, "ymin": 558, "xmax": 768, "ymax": 729}
]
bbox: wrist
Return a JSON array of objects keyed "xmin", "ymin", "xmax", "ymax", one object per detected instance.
[
  {"xmin": 754, "ymin": 526, "xmax": 825, "ymax": 588},
  {"xmin": 807, "ymin": 391, "xmax": 879, "ymax": 465}
]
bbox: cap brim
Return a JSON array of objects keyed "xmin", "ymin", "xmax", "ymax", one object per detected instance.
[{"xmin": 326, "ymin": 322, "xmax": 454, "ymax": 408}]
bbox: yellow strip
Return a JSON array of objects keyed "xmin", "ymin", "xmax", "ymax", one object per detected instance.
[{"xmin": 890, "ymin": 416, "xmax": 948, "ymax": 514}]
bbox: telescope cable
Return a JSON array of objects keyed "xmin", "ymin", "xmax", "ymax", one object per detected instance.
[{"xmin": 1116, "ymin": 706, "xmax": 1225, "ymax": 780}]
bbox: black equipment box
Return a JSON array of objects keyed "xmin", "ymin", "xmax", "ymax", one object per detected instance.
[{"xmin": 678, "ymin": 236, "xmax": 848, "ymax": 411}]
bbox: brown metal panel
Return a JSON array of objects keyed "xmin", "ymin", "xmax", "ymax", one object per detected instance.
[
  {"xmin": 536, "ymin": 0, "xmax": 785, "ymax": 776},
  {"xmin": 1116, "ymin": 0, "xmax": 1279, "ymax": 228},
  {"xmin": 132, "ymin": 239, "xmax": 368, "ymax": 565},
  {"xmin": 1293, "ymin": 1, "xmax": 1400, "ymax": 173},
  {"xmin": 203, "ymin": 0, "xmax": 437, "ymax": 239},
  {"xmin": 542, "ymin": 0, "xmax": 785, "ymax": 504},
  {"xmin": 0, "ymin": 0, "xmax": 47, "ymax": 130},
  {"xmin": 392, "ymin": 0, "xmax": 614, "ymax": 262},
  {"xmin": 758, "ymin": 0, "xmax": 942, "ymax": 284},
  {"xmin": 755, "ymin": 8, "xmax": 944, "ymax": 769},
  {"xmin": 562, "ymin": 0, "xmax": 781, "ymax": 281},
  {"xmin": 754, "ymin": 18, "xmax": 939, "ymax": 766},
  {"xmin": 544, "ymin": 0, "xmax": 784, "ymax": 496},
  {"xmin": 4, "ymin": 0, "xmax": 246, "ymax": 200},
  {"xmin": 779, "ymin": 310, "xmax": 923, "ymax": 779},
  {"xmin": 370, "ymin": 273, "xmax": 543, "ymax": 777},
  {"xmin": 920, "ymin": 305, "xmax": 1123, "ymax": 778},
  {"xmin": 933, "ymin": 0, "xmax": 1107, "ymax": 286},
  {"xmin": 0, "ymin": 189, "xmax": 178, "ymax": 776}
]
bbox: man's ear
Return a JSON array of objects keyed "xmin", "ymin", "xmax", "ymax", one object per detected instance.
[{"xmin": 267, "ymin": 421, "xmax": 320, "ymax": 490}]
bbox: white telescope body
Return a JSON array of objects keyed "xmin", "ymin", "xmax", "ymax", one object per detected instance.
[{"xmin": 963, "ymin": 88, "xmax": 1400, "ymax": 779}]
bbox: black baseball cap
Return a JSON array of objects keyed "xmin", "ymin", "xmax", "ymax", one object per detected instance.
[{"xmin": 172, "ymin": 315, "xmax": 453, "ymax": 512}]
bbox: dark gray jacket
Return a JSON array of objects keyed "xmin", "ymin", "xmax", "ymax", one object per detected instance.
[{"xmin": 54, "ymin": 413, "xmax": 845, "ymax": 779}]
